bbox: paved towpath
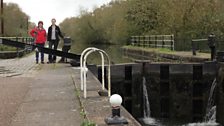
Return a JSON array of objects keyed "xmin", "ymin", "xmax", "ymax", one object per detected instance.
[
  {"xmin": 0, "ymin": 54, "xmax": 83, "ymax": 126},
  {"xmin": 0, "ymin": 53, "xmax": 40, "ymax": 77}
]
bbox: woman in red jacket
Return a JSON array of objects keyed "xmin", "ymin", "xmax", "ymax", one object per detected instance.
[{"xmin": 30, "ymin": 21, "xmax": 47, "ymax": 64}]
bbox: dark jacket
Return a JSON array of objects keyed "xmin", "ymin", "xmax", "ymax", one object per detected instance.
[{"xmin": 47, "ymin": 25, "xmax": 63, "ymax": 41}]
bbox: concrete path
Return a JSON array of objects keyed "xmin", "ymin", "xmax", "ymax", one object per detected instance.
[
  {"xmin": 0, "ymin": 53, "xmax": 40, "ymax": 77},
  {"xmin": 0, "ymin": 77, "xmax": 32, "ymax": 126},
  {"xmin": 0, "ymin": 54, "xmax": 83, "ymax": 126},
  {"xmin": 11, "ymin": 64, "xmax": 82, "ymax": 126}
]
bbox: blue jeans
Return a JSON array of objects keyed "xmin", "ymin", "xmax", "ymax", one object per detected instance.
[{"xmin": 36, "ymin": 43, "xmax": 45, "ymax": 62}]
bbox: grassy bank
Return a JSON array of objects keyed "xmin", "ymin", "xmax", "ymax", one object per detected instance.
[{"xmin": 0, "ymin": 45, "xmax": 17, "ymax": 51}]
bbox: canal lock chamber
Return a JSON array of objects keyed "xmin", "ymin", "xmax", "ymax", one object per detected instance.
[{"xmin": 88, "ymin": 61, "xmax": 224, "ymax": 125}]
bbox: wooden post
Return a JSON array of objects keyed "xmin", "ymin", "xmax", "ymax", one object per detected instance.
[{"xmin": 1, "ymin": 0, "xmax": 4, "ymax": 36}]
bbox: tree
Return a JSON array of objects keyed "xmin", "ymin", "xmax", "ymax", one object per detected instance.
[
  {"xmin": 2, "ymin": 3, "xmax": 30, "ymax": 36},
  {"xmin": 60, "ymin": 0, "xmax": 224, "ymax": 47}
]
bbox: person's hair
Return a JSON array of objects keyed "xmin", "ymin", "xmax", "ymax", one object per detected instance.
[
  {"xmin": 52, "ymin": 18, "xmax": 56, "ymax": 22},
  {"xmin": 38, "ymin": 21, "xmax": 43, "ymax": 25}
]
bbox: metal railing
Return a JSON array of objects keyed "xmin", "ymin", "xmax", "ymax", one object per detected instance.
[
  {"xmin": 191, "ymin": 39, "xmax": 209, "ymax": 55},
  {"xmin": 130, "ymin": 35, "xmax": 175, "ymax": 50},
  {"xmin": 0, "ymin": 37, "xmax": 34, "ymax": 43},
  {"xmin": 80, "ymin": 47, "xmax": 111, "ymax": 98},
  {"xmin": 0, "ymin": 37, "xmax": 34, "ymax": 57},
  {"xmin": 0, "ymin": 37, "xmax": 34, "ymax": 50}
]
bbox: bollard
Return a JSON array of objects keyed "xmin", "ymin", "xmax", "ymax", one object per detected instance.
[
  {"xmin": 58, "ymin": 37, "xmax": 71, "ymax": 63},
  {"xmin": 192, "ymin": 40, "xmax": 196, "ymax": 56},
  {"xmin": 105, "ymin": 94, "xmax": 128, "ymax": 125},
  {"xmin": 208, "ymin": 34, "xmax": 216, "ymax": 61}
]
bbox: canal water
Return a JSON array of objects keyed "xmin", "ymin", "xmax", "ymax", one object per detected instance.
[{"xmin": 70, "ymin": 43, "xmax": 132, "ymax": 64}]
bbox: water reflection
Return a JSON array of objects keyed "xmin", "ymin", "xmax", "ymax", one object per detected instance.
[
  {"xmin": 70, "ymin": 43, "xmax": 132, "ymax": 64},
  {"xmin": 140, "ymin": 117, "xmax": 220, "ymax": 126}
]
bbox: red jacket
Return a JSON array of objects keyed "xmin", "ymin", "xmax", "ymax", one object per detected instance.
[{"xmin": 30, "ymin": 27, "xmax": 47, "ymax": 44}]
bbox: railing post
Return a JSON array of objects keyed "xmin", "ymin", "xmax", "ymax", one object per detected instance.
[
  {"xmin": 192, "ymin": 40, "xmax": 196, "ymax": 56},
  {"xmin": 171, "ymin": 35, "xmax": 174, "ymax": 51},
  {"xmin": 137, "ymin": 36, "xmax": 139, "ymax": 46},
  {"xmin": 80, "ymin": 47, "xmax": 97, "ymax": 91},
  {"xmin": 16, "ymin": 37, "xmax": 19, "ymax": 57},
  {"xmin": 100, "ymin": 52, "xmax": 105, "ymax": 90},
  {"xmin": 155, "ymin": 35, "xmax": 157, "ymax": 48},
  {"xmin": 146, "ymin": 36, "xmax": 150, "ymax": 47},
  {"xmin": 162, "ymin": 35, "xmax": 165, "ymax": 48},
  {"xmin": 131, "ymin": 36, "xmax": 133, "ymax": 46}
]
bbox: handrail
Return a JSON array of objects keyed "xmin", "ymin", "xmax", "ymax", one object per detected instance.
[
  {"xmin": 0, "ymin": 37, "xmax": 35, "ymax": 56},
  {"xmin": 0, "ymin": 37, "xmax": 34, "ymax": 44},
  {"xmin": 0, "ymin": 37, "xmax": 32, "ymax": 39},
  {"xmin": 192, "ymin": 39, "xmax": 208, "ymax": 42},
  {"xmin": 80, "ymin": 47, "xmax": 107, "ymax": 91},
  {"xmin": 80, "ymin": 47, "xmax": 99, "ymax": 90},
  {"xmin": 80, "ymin": 47, "xmax": 111, "ymax": 98},
  {"xmin": 0, "ymin": 37, "xmax": 33, "ymax": 40},
  {"xmin": 191, "ymin": 38, "xmax": 209, "ymax": 55}
]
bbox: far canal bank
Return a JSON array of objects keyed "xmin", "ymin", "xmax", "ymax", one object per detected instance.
[{"xmin": 122, "ymin": 46, "xmax": 211, "ymax": 63}]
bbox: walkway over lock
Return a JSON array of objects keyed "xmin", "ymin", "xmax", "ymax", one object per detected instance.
[{"xmin": 0, "ymin": 38, "xmax": 80, "ymax": 60}]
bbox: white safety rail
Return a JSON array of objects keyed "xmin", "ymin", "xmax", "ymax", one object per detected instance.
[
  {"xmin": 131, "ymin": 34, "xmax": 175, "ymax": 50},
  {"xmin": 80, "ymin": 47, "xmax": 111, "ymax": 98}
]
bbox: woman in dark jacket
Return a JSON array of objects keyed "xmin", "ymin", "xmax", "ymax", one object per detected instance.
[{"xmin": 47, "ymin": 18, "xmax": 64, "ymax": 63}]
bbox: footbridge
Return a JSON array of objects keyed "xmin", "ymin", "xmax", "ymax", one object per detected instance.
[{"xmin": 0, "ymin": 37, "xmax": 80, "ymax": 60}]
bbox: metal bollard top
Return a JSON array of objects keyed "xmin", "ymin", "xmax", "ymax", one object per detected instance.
[{"xmin": 208, "ymin": 34, "xmax": 216, "ymax": 48}]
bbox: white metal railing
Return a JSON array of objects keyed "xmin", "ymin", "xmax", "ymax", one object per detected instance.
[
  {"xmin": 80, "ymin": 47, "xmax": 111, "ymax": 98},
  {"xmin": 131, "ymin": 34, "xmax": 175, "ymax": 50}
]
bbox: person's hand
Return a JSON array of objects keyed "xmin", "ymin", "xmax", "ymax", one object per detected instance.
[{"xmin": 35, "ymin": 47, "xmax": 39, "ymax": 52}]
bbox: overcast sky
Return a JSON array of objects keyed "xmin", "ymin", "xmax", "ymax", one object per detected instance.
[{"xmin": 4, "ymin": 0, "xmax": 112, "ymax": 29}]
